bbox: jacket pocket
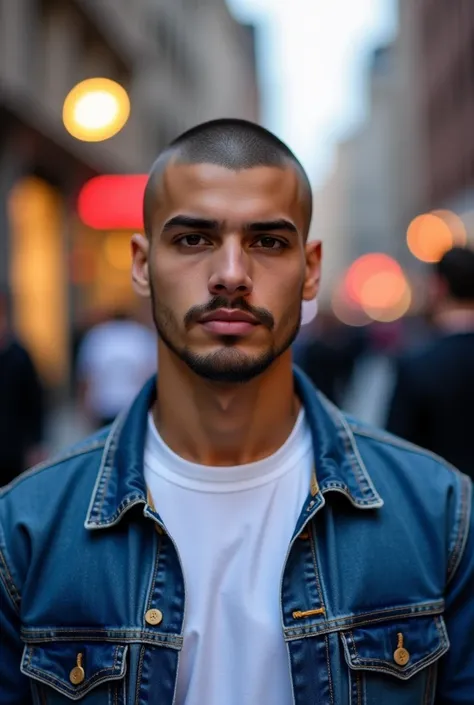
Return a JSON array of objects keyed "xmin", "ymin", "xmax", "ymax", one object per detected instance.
[
  {"xmin": 21, "ymin": 641, "xmax": 128, "ymax": 704},
  {"xmin": 340, "ymin": 614, "xmax": 449, "ymax": 705}
]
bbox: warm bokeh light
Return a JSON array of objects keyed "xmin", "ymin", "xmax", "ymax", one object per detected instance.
[
  {"xmin": 331, "ymin": 279, "xmax": 372, "ymax": 327},
  {"xmin": 406, "ymin": 210, "xmax": 467, "ymax": 263},
  {"xmin": 362, "ymin": 282, "xmax": 412, "ymax": 323},
  {"xmin": 338, "ymin": 253, "xmax": 411, "ymax": 324},
  {"xmin": 63, "ymin": 78, "xmax": 130, "ymax": 142},
  {"xmin": 77, "ymin": 175, "xmax": 147, "ymax": 230},
  {"xmin": 103, "ymin": 232, "xmax": 132, "ymax": 271},
  {"xmin": 344, "ymin": 253, "xmax": 403, "ymax": 304},
  {"xmin": 359, "ymin": 270, "xmax": 407, "ymax": 310}
]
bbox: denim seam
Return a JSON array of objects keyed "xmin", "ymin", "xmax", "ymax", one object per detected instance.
[
  {"xmin": 320, "ymin": 398, "xmax": 383, "ymax": 503},
  {"xmin": 21, "ymin": 626, "xmax": 184, "ymax": 636},
  {"xmin": 23, "ymin": 666, "xmax": 124, "ymax": 698},
  {"xmin": 339, "ymin": 628, "xmax": 447, "ymax": 676},
  {"xmin": 86, "ymin": 495, "xmax": 146, "ymax": 529},
  {"xmin": 350, "ymin": 426, "xmax": 459, "ymax": 470},
  {"xmin": 0, "ymin": 546, "xmax": 21, "ymax": 612},
  {"xmin": 93, "ymin": 426, "xmax": 121, "ymax": 521},
  {"xmin": 25, "ymin": 644, "xmax": 123, "ymax": 686},
  {"xmin": 284, "ymin": 605, "xmax": 445, "ymax": 639},
  {"xmin": 22, "ymin": 634, "xmax": 183, "ymax": 648},
  {"xmin": 87, "ymin": 412, "xmax": 127, "ymax": 524},
  {"xmin": 308, "ymin": 528, "xmax": 326, "ymax": 611},
  {"xmin": 324, "ymin": 634, "xmax": 335, "ymax": 705},
  {"xmin": 447, "ymin": 472, "xmax": 472, "ymax": 584},
  {"xmin": 342, "ymin": 647, "xmax": 447, "ymax": 681},
  {"xmin": 134, "ymin": 645, "xmax": 146, "ymax": 705},
  {"xmin": 296, "ymin": 599, "xmax": 444, "ymax": 626},
  {"xmin": 145, "ymin": 531, "xmax": 163, "ymax": 614},
  {"xmin": 423, "ymin": 661, "xmax": 438, "ymax": 705}
]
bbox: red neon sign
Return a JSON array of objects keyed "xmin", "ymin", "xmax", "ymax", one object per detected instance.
[{"xmin": 77, "ymin": 174, "xmax": 148, "ymax": 230}]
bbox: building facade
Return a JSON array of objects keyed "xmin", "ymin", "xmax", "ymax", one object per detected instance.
[
  {"xmin": 414, "ymin": 0, "xmax": 474, "ymax": 231},
  {"xmin": 311, "ymin": 0, "xmax": 426, "ymax": 307},
  {"xmin": 0, "ymin": 0, "xmax": 260, "ymax": 391}
]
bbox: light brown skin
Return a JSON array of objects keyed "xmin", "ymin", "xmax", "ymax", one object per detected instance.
[{"xmin": 132, "ymin": 162, "xmax": 321, "ymax": 466}]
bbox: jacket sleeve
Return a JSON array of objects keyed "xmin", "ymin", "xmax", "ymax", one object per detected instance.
[
  {"xmin": 0, "ymin": 523, "xmax": 32, "ymax": 704},
  {"xmin": 435, "ymin": 474, "xmax": 474, "ymax": 703}
]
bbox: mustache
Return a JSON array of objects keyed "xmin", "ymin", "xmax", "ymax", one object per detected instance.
[{"xmin": 184, "ymin": 296, "xmax": 275, "ymax": 330}]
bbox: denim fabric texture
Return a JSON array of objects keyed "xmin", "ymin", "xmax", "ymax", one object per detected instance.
[{"xmin": 1, "ymin": 367, "xmax": 473, "ymax": 704}]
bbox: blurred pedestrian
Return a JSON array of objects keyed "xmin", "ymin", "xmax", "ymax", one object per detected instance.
[
  {"xmin": 1, "ymin": 121, "xmax": 473, "ymax": 704},
  {"xmin": 0, "ymin": 290, "xmax": 46, "ymax": 486},
  {"xmin": 386, "ymin": 246, "xmax": 474, "ymax": 477},
  {"xmin": 75, "ymin": 308, "xmax": 157, "ymax": 428}
]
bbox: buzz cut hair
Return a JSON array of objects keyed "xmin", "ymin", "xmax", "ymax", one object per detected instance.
[{"xmin": 143, "ymin": 118, "xmax": 313, "ymax": 239}]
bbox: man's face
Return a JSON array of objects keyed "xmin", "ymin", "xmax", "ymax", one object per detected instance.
[{"xmin": 132, "ymin": 162, "xmax": 320, "ymax": 383}]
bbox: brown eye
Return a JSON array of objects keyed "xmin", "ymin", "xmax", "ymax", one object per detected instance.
[
  {"xmin": 255, "ymin": 237, "xmax": 285, "ymax": 250},
  {"xmin": 178, "ymin": 234, "xmax": 208, "ymax": 247}
]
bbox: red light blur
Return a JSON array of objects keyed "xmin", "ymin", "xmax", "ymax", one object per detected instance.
[{"xmin": 77, "ymin": 175, "xmax": 148, "ymax": 230}]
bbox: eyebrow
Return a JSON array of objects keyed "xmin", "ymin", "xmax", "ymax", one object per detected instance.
[
  {"xmin": 245, "ymin": 219, "xmax": 298, "ymax": 235},
  {"xmin": 162, "ymin": 215, "xmax": 219, "ymax": 231},
  {"xmin": 161, "ymin": 215, "xmax": 298, "ymax": 235}
]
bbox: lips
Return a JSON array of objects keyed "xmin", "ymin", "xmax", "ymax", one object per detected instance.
[
  {"xmin": 198, "ymin": 308, "xmax": 259, "ymax": 336},
  {"xmin": 199, "ymin": 309, "xmax": 259, "ymax": 325}
]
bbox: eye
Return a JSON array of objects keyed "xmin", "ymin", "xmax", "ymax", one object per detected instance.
[
  {"xmin": 176, "ymin": 234, "xmax": 211, "ymax": 248},
  {"xmin": 253, "ymin": 236, "xmax": 287, "ymax": 250}
]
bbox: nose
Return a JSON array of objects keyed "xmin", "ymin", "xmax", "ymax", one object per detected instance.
[{"xmin": 208, "ymin": 239, "xmax": 253, "ymax": 298}]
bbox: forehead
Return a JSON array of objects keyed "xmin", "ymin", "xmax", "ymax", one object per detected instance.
[{"xmin": 155, "ymin": 162, "xmax": 306, "ymax": 227}]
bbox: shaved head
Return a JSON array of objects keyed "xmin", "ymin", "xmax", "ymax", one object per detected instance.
[{"xmin": 143, "ymin": 118, "xmax": 313, "ymax": 239}]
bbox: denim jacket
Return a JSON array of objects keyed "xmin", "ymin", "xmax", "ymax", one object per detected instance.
[{"xmin": 1, "ymin": 368, "xmax": 473, "ymax": 705}]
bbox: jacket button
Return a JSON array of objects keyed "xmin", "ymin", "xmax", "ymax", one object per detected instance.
[
  {"xmin": 394, "ymin": 646, "xmax": 410, "ymax": 666},
  {"xmin": 393, "ymin": 632, "xmax": 410, "ymax": 666},
  {"xmin": 145, "ymin": 608, "xmax": 163, "ymax": 626},
  {"xmin": 70, "ymin": 653, "xmax": 85, "ymax": 685}
]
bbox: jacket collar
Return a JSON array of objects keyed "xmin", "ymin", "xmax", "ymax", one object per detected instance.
[{"xmin": 85, "ymin": 367, "xmax": 383, "ymax": 530}]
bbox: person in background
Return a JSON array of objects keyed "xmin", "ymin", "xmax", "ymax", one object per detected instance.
[
  {"xmin": 0, "ymin": 290, "xmax": 46, "ymax": 486},
  {"xmin": 76, "ymin": 307, "xmax": 157, "ymax": 428},
  {"xmin": 386, "ymin": 246, "xmax": 474, "ymax": 478}
]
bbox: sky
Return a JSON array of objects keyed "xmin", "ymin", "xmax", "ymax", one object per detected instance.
[{"xmin": 227, "ymin": 0, "xmax": 398, "ymax": 188}]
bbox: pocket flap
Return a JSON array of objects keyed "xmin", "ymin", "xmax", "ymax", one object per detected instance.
[
  {"xmin": 21, "ymin": 641, "xmax": 127, "ymax": 700},
  {"xmin": 340, "ymin": 615, "xmax": 449, "ymax": 680}
]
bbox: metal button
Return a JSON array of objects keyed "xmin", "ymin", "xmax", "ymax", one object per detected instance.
[
  {"xmin": 70, "ymin": 653, "xmax": 85, "ymax": 685},
  {"xmin": 394, "ymin": 647, "xmax": 410, "ymax": 666},
  {"xmin": 145, "ymin": 608, "xmax": 163, "ymax": 626},
  {"xmin": 393, "ymin": 633, "xmax": 410, "ymax": 666}
]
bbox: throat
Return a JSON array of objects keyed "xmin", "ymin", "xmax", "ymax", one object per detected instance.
[{"xmin": 153, "ymin": 358, "xmax": 300, "ymax": 466}]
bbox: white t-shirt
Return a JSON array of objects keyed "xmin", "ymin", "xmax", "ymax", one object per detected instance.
[
  {"xmin": 77, "ymin": 320, "xmax": 157, "ymax": 419},
  {"xmin": 144, "ymin": 408, "xmax": 314, "ymax": 705}
]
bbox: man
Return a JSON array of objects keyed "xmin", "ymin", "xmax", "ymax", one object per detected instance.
[
  {"xmin": 0, "ymin": 290, "xmax": 46, "ymax": 486},
  {"xmin": 0, "ymin": 120, "xmax": 472, "ymax": 704},
  {"xmin": 387, "ymin": 246, "xmax": 474, "ymax": 479}
]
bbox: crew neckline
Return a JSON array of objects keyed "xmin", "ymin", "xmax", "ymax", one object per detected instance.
[{"xmin": 144, "ymin": 408, "xmax": 312, "ymax": 493}]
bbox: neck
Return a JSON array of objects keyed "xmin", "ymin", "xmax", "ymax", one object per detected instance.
[{"xmin": 153, "ymin": 345, "xmax": 300, "ymax": 466}]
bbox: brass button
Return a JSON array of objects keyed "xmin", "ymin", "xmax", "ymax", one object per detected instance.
[
  {"xmin": 145, "ymin": 608, "xmax": 163, "ymax": 626},
  {"xmin": 70, "ymin": 653, "xmax": 85, "ymax": 685},
  {"xmin": 394, "ymin": 632, "xmax": 410, "ymax": 666},
  {"xmin": 394, "ymin": 646, "xmax": 410, "ymax": 666}
]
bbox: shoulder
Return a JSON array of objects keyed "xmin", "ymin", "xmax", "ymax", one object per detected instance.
[
  {"xmin": 0, "ymin": 428, "xmax": 109, "ymax": 503},
  {"xmin": 347, "ymin": 416, "xmax": 472, "ymax": 577}
]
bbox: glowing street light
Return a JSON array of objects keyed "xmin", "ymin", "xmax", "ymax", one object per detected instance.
[{"xmin": 63, "ymin": 78, "xmax": 130, "ymax": 142}]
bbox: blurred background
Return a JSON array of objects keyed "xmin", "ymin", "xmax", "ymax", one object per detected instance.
[{"xmin": 0, "ymin": 0, "xmax": 473, "ymax": 475}]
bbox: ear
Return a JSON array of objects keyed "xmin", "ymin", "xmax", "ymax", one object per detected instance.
[
  {"xmin": 302, "ymin": 240, "xmax": 322, "ymax": 301},
  {"xmin": 131, "ymin": 233, "xmax": 151, "ymax": 298}
]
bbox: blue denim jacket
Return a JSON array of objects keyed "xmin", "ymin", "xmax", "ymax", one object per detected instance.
[{"xmin": 1, "ymin": 368, "xmax": 473, "ymax": 705}]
